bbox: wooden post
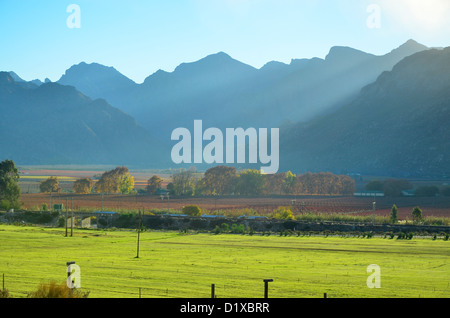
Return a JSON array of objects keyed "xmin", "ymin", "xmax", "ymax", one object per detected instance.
[
  {"xmin": 65, "ymin": 203, "xmax": 68, "ymax": 237},
  {"xmin": 71, "ymin": 206, "xmax": 74, "ymax": 237},
  {"xmin": 211, "ymin": 284, "xmax": 215, "ymax": 298},
  {"xmin": 136, "ymin": 210, "xmax": 141, "ymax": 258},
  {"xmin": 263, "ymin": 279, "xmax": 273, "ymax": 298}
]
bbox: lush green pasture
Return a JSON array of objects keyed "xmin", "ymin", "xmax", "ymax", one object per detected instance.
[{"xmin": 0, "ymin": 224, "xmax": 448, "ymax": 298}]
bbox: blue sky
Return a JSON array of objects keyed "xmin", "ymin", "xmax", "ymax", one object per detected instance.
[{"xmin": 1, "ymin": 0, "xmax": 449, "ymax": 83}]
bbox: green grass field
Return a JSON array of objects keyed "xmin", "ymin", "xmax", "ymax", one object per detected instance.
[{"xmin": 0, "ymin": 224, "xmax": 448, "ymax": 298}]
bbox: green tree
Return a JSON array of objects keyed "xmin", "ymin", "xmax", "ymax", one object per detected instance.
[
  {"xmin": 200, "ymin": 166, "xmax": 237, "ymax": 195},
  {"xmin": 39, "ymin": 177, "xmax": 61, "ymax": 194},
  {"xmin": 411, "ymin": 206, "xmax": 423, "ymax": 222},
  {"xmin": 0, "ymin": 159, "xmax": 21, "ymax": 210},
  {"xmin": 382, "ymin": 179, "xmax": 413, "ymax": 197},
  {"xmin": 415, "ymin": 186, "xmax": 439, "ymax": 197},
  {"xmin": 73, "ymin": 178, "xmax": 93, "ymax": 194},
  {"xmin": 390, "ymin": 204, "xmax": 398, "ymax": 223},
  {"xmin": 118, "ymin": 173, "xmax": 135, "ymax": 194},
  {"xmin": 146, "ymin": 175, "xmax": 163, "ymax": 195},
  {"xmin": 365, "ymin": 180, "xmax": 384, "ymax": 191},
  {"xmin": 235, "ymin": 169, "xmax": 266, "ymax": 195}
]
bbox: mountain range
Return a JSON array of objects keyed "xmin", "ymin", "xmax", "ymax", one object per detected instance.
[
  {"xmin": 280, "ymin": 46, "xmax": 450, "ymax": 177},
  {"xmin": 0, "ymin": 72, "xmax": 166, "ymax": 166},
  {"xmin": 2, "ymin": 40, "xmax": 450, "ymax": 177},
  {"xmin": 55, "ymin": 39, "xmax": 428, "ymax": 139}
]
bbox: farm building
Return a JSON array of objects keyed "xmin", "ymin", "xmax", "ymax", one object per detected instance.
[{"xmin": 353, "ymin": 191, "xmax": 385, "ymax": 197}]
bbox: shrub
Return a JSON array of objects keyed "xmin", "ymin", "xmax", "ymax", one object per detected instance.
[
  {"xmin": 231, "ymin": 223, "xmax": 245, "ymax": 234},
  {"xmin": 57, "ymin": 217, "xmax": 65, "ymax": 227},
  {"xmin": 182, "ymin": 205, "xmax": 202, "ymax": 216},
  {"xmin": 0, "ymin": 289, "xmax": 10, "ymax": 298},
  {"xmin": 272, "ymin": 206, "xmax": 295, "ymax": 220},
  {"xmin": 27, "ymin": 281, "xmax": 89, "ymax": 298},
  {"xmin": 220, "ymin": 223, "xmax": 230, "ymax": 233}
]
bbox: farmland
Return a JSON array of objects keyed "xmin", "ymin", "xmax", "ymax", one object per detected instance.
[
  {"xmin": 16, "ymin": 167, "xmax": 450, "ymax": 221},
  {"xmin": 0, "ymin": 224, "xmax": 448, "ymax": 298}
]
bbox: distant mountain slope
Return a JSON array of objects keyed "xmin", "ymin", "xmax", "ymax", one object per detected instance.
[
  {"xmin": 280, "ymin": 47, "xmax": 450, "ymax": 177},
  {"xmin": 56, "ymin": 40, "xmax": 428, "ymax": 142},
  {"xmin": 0, "ymin": 72, "xmax": 166, "ymax": 166}
]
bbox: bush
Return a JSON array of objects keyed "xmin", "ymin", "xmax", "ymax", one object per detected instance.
[
  {"xmin": 0, "ymin": 289, "xmax": 10, "ymax": 298},
  {"xmin": 27, "ymin": 281, "xmax": 89, "ymax": 298},
  {"xmin": 220, "ymin": 223, "xmax": 230, "ymax": 233},
  {"xmin": 272, "ymin": 206, "xmax": 295, "ymax": 220},
  {"xmin": 182, "ymin": 205, "xmax": 202, "ymax": 216},
  {"xmin": 231, "ymin": 223, "xmax": 245, "ymax": 234}
]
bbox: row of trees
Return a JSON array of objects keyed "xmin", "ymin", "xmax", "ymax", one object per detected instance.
[
  {"xmin": 39, "ymin": 166, "xmax": 135, "ymax": 195},
  {"xmin": 366, "ymin": 178, "xmax": 450, "ymax": 197},
  {"xmin": 147, "ymin": 166, "xmax": 356, "ymax": 197},
  {"xmin": 390, "ymin": 204, "xmax": 423, "ymax": 223}
]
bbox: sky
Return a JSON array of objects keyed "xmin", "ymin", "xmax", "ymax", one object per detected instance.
[{"xmin": 1, "ymin": 0, "xmax": 449, "ymax": 84}]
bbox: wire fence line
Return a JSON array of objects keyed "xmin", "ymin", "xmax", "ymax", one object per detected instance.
[{"xmin": 1, "ymin": 272, "xmax": 283, "ymax": 298}]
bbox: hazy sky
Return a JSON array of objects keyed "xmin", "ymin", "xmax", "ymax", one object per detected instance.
[{"xmin": 1, "ymin": 0, "xmax": 449, "ymax": 83}]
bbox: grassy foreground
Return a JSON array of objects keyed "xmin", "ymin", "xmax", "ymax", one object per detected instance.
[{"xmin": 0, "ymin": 224, "xmax": 448, "ymax": 298}]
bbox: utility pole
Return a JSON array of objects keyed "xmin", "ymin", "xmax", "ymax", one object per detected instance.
[
  {"xmin": 65, "ymin": 202, "xmax": 68, "ymax": 237},
  {"xmin": 373, "ymin": 201, "xmax": 376, "ymax": 225},
  {"xmin": 71, "ymin": 203, "xmax": 74, "ymax": 237}
]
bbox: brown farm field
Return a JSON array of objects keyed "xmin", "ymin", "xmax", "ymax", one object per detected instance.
[
  {"xmin": 16, "ymin": 167, "xmax": 450, "ymax": 220},
  {"xmin": 19, "ymin": 193, "xmax": 450, "ymax": 221}
]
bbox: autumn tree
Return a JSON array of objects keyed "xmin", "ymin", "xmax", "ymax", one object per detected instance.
[
  {"xmin": 146, "ymin": 175, "xmax": 163, "ymax": 195},
  {"xmin": 263, "ymin": 172, "xmax": 285, "ymax": 195},
  {"xmin": 94, "ymin": 166, "xmax": 134, "ymax": 194},
  {"xmin": 0, "ymin": 159, "xmax": 21, "ymax": 210},
  {"xmin": 118, "ymin": 173, "xmax": 135, "ymax": 194},
  {"xmin": 282, "ymin": 171, "xmax": 296, "ymax": 194},
  {"xmin": 39, "ymin": 177, "xmax": 61, "ymax": 193},
  {"xmin": 73, "ymin": 178, "xmax": 93, "ymax": 194},
  {"xmin": 171, "ymin": 170, "xmax": 196, "ymax": 196}
]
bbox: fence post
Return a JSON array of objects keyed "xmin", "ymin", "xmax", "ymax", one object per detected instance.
[
  {"xmin": 263, "ymin": 279, "xmax": 273, "ymax": 298},
  {"xmin": 211, "ymin": 284, "xmax": 215, "ymax": 298}
]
